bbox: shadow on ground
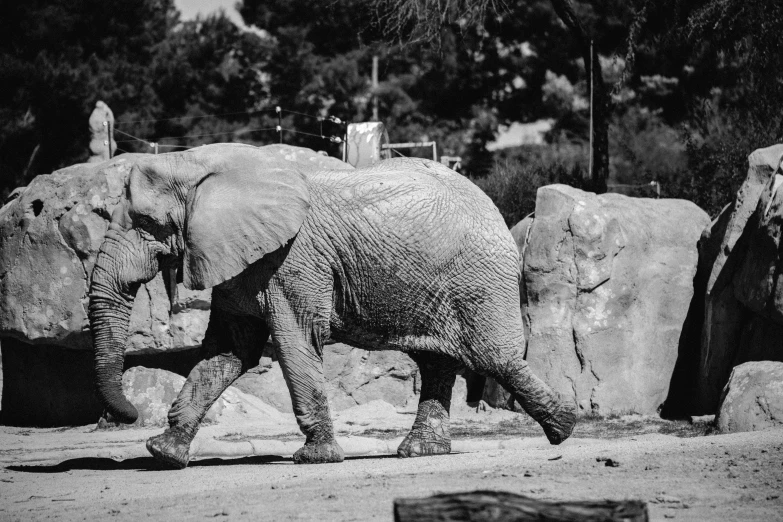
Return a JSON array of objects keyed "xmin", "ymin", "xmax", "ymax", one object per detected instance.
[{"xmin": 6, "ymin": 453, "xmax": 404, "ymax": 473}]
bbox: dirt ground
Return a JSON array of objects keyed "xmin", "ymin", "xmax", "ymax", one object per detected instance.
[{"xmin": 0, "ymin": 409, "xmax": 781, "ymax": 521}]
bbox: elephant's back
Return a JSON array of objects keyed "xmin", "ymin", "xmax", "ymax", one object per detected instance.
[
  {"xmin": 309, "ymin": 159, "xmax": 521, "ymax": 322},
  {"xmin": 312, "ymin": 158, "xmax": 510, "ymax": 247}
]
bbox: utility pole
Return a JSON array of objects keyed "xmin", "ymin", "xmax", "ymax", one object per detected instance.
[
  {"xmin": 588, "ymin": 39, "xmax": 594, "ymax": 180},
  {"xmin": 372, "ymin": 55, "xmax": 379, "ymax": 121}
]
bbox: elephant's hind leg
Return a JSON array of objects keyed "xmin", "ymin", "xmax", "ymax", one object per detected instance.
[
  {"xmin": 147, "ymin": 310, "xmax": 266, "ymax": 469},
  {"xmin": 398, "ymin": 353, "xmax": 461, "ymax": 458},
  {"xmin": 486, "ymin": 352, "xmax": 575, "ymax": 444}
]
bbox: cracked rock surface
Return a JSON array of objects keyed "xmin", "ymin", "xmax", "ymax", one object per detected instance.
[
  {"xmin": 686, "ymin": 145, "xmax": 783, "ymax": 415},
  {"xmin": 0, "ymin": 155, "xmax": 211, "ymax": 354},
  {"xmin": 519, "ymin": 184, "xmax": 709, "ymax": 415}
]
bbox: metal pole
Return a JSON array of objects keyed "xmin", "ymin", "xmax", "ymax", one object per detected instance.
[
  {"xmin": 107, "ymin": 121, "xmax": 114, "ymax": 158},
  {"xmin": 372, "ymin": 55, "xmax": 379, "ymax": 121},
  {"xmin": 588, "ymin": 39, "xmax": 594, "ymax": 179},
  {"xmin": 276, "ymin": 106, "xmax": 282, "ymax": 144},
  {"xmin": 431, "ymin": 142, "xmax": 437, "ymax": 161}
]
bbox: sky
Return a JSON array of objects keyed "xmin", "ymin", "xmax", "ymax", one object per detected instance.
[{"xmin": 175, "ymin": 0, "xmax": 244, "ymax": 26}]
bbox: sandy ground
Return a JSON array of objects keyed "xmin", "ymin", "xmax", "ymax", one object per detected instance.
[{"xmin": 0, "ymin": 406, "xmax": 781, "ymax": 521}]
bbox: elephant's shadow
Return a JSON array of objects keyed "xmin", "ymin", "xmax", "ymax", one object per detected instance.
[{"xmin": 6, "ymin": 454, "xmax": 401, "ymax": 473}]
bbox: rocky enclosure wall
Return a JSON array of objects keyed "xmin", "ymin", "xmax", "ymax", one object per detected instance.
[
  {"xmin": 678, "ymin": 144, "xmax": 783, "ymax": 414},
  {"xmin": 5, "ymin": 144, "xmax": 778, "ymax": 426},
  {"xmin": 515, "ymin": 185, "xmax": 710, "ymax": 415},
  {"xmin": 0, "ymin": 154, "xmax": 213, "ymax": 425}
]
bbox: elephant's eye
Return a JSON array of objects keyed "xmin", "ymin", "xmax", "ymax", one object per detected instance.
[{"xmin": 133, "ymin": 215, "xmax": 154, "ymax": 230}]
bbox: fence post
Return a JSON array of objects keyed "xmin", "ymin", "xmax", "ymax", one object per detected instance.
[
  {"xmin": 276, "ymin": 106, "xmax": 282, "ymax": 144},
  {"xmin": 88, "ymin": 101, "xmax": 115, "ymax": 163}
]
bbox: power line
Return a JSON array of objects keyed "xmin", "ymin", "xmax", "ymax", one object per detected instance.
[
  {"xmin": 284, "ymin": 128, "xmax": 344, "ymax": 143},
  {"xmin": 156, "ymin": 127, "xmax": 278, "ymax": 141},
  {"xmin": 114, "ymin": 107, "xmax": 348, "ymax": 150},
  {"xmin": 114, "ymin": 107, "xmax": 346, "ymax": 126},
  {"xmin": 114, "ymin": 128, "xmax": 151, "ymax": 145},
  {"xmin": 115, "ymin": 108, "xmax": 277, "ymax": 125}
]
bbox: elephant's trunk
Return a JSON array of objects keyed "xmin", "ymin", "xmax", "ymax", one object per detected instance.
[{"xmin": 89, "ymin": 228, "xmax": 163, "ymax": 424}]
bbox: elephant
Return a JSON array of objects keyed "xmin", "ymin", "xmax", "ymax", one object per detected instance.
[{"xmin": 88, "ymin": 143, "xmax": 576, "ymax": 469}]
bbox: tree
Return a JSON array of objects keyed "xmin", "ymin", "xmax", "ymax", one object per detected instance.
[
  {"xmin": 0, "ymin": 0, "xmax": 178, "ymax": 197},
  {"xmin": 373, "ymin": 0, "xmax": 613, "ymax": 192},
  {"xmin": 629, "ymin": 0, "xmax": 783, "ymax": 215},
  {"xmin": 0, "ymin": 2, "xmax": 273, "ymax": 198}
]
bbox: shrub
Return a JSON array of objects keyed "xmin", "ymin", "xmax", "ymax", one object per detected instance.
[{"xmin": 471, "ymin": 158, "xmax": 589, "ymax": 228}]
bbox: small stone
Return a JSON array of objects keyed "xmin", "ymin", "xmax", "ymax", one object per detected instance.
[{"xmin": 596, "ymin": 456, "xmax": 620, "ymax": 467}]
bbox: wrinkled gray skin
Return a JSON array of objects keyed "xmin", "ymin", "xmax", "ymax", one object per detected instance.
[{"xmin": 89, "ymin": 143, "xmax": 575, "ymax": 469}]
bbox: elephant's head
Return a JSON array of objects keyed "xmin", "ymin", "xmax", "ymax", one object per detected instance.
[{"xmin": 88, "ymin": 143, "xmax": 310, "ymax": 423}]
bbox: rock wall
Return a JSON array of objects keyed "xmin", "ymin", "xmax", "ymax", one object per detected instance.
[
  {"xmin": 0, "ymin": 154, "xmax": 212, "ymax": 354},
  {"xmin": 684, "ymin": 144, "xmax": 783, "ymax": 414},
  {"xmin": 519, "ymin": 185, "xmax": 709, "ymax": 415}
]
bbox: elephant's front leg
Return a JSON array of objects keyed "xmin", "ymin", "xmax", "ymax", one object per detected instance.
[
  {"xmin": 398, "ymin": 353, "xmax": 461, "ymax": 458},
  {"xmin": 147, "ymin": 311, "xmax": 266, "ymax": 469},
  {"xmin": 275, "ymin": 330, "xmax": 344, "ymax": 464}
]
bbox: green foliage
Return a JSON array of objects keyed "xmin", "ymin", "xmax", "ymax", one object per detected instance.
[
  {"xmin": 672, "ymin": 97, "xmax": 783, "ymax": 217},
  {"xmin": 609, "ymin": 106, "xmax": 686, "ymax": 187},
  {"xmin": 0, "ymin": 2, "xmax": 272, "ymax": 199},
  {"xmin": 628, "ymin": 0, "xmax": 783, "ymax": 216},
  {"xmin": 2, "ymin": 0, "xmax": 781, "ymax": 220},
  {"xmin": 0, "ymin": 0, "xmax": 178, "ymax": 196},
  {"xmin": 471, "ymin": 150, "xmax": 589, "ymax": 227}
]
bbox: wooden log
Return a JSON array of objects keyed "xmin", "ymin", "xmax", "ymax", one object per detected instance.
[{"xmin": 394, "ymin": 491, "xmax": 648, "ymax": 522}]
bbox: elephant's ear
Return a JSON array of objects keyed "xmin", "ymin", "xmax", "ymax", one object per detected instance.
[{"xmin": 182, "ymin": 163, "xmax": 310, "ymax": 290}]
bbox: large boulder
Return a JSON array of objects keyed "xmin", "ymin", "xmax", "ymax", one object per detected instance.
[
  {"xmin": 716, "ymin": 361, "xmax": 783, "ymax": 433},
  {"xmin": 0, "ymin": 155, "xmax": 213, "ymax": 354},
  {"xmin": 518, "ymin": 184, "xmax": 709, "ymax": 415},
  {"xmin": 682, "ymin": 145, "xmax": 783, "ymax": 414},
  {"xmin": 0, "ymin": 155, "xmax": 211, "ymax": 426}
]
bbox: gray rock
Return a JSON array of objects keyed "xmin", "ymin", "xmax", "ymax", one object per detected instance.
[
  {"xmin": 0, "ymin": 154, "xmax": 211, "ymax": 353},
  {"xmin": 108, "ymin": 366, "xmax": 288, "ymax": 428},
  {"xmin": 324, "ymin": 343, "xmax": 419, "ymax": 411},
  {"xmin": 0, "ymin": 156, "xmax": 213, "ymax": 425},
  {"xmin": 233, "ymin": 342, "xmax": 419, "ymax": 413},
  {"xmin": 519, "ymin": 184, "xmax": 709, "ymax": 415},
  {"xmin": 691, "ymin": 145, "xmax": 783, "ymax": 413},
  {"xmin": 716, "ymin": 361, "xmax": 783, "ymax": 433}
]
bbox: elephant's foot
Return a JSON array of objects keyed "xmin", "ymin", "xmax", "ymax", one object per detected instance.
[
  {"xmin": 293, "ymin": 440, "xmax": 345, "ymax": 464},
  {"xmin": 398, "ymin": 400, "xmax": 451, "ymax": 458},
  {"xmin": 146, "ymin": 428, "xmax": 192, "ymax": 469},
  {"xmin": 539, "ymin": 399, "xmax": 577, "ymax": 445},
  {"xmin": 397, "ymin": 431, "xmax": 451, "ymax": 458}
]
